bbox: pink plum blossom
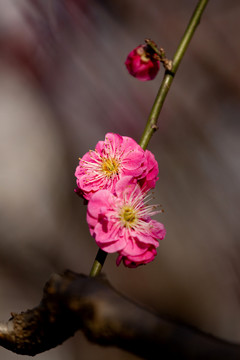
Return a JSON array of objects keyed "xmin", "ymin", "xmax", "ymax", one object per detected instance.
[
  {"xmin": 125, "ymin": 45, "xmax": 160, "ymax": 81},
  {"xmin": 75, "ymin": 133, "xmax": 157, "ymax": 200},
  {"xmin": 87, "ymin": 176, "xmax": 166, "ymax": 268}
]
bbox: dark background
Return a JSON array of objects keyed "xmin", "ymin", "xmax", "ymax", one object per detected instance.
[{"xmin": 0, "ymin": 1, "xmax": 240, "ymax": 359}]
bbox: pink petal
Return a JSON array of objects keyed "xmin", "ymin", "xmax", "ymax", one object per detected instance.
[
  {"xmin": 96, "ymin": 226, "xmax": 127, "ymax": 253},
  {"xmin": 87, "ymin": 190, "xmax": 114, "ymax": 219},
  {"xmin": 121, "ymin": 237, "xmax": 149, "ymax": 256},
  {"xmin": 150, "ymin": 220, "xmax": 166, "ymax": 240},
  {"xmin": 115, "ymin": 176, "xmax": 136, "ymax": 198},
  {"xmin": 136, "ymin": 233, "xmax": 159, "ymax": 247},
  {"xmin": 98, "ymin": 239, "xmax": 126, "ymax": 253},
  {"xmin": 105, "ymin": 133, "xmax": 123, "ymax": 150}
]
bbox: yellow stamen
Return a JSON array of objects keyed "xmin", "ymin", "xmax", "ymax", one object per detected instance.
[
  {"xmin": 120, "ymin": 206, "xmax": 137, "ymax": 228},
  {"xmin": 101, "ymin": 158, "xmax": 119, "ymax": 178}
]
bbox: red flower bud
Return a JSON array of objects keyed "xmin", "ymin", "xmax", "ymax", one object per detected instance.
[{"xmin": 125, "ymin": 45, "xmax": 160, "ymax": 81}]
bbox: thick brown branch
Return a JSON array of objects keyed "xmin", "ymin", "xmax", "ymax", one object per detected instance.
[{"xmin": 0, "ymin": 270, "xmax": 239, "ymax": 359}]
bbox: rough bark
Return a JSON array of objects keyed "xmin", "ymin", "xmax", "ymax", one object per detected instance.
[{"xmin": 0, "ymin": 270, "xmax": 239, "ymax": 359}]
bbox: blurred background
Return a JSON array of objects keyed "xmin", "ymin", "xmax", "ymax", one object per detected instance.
[{"xmin": 0, "ymin": 0, "xmax": 240, "ymax": 359}]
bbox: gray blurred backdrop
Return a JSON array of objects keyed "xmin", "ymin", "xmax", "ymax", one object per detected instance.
[{"xmin": 0, "ymin": 0, "xmax": 240, "ymax": 359}]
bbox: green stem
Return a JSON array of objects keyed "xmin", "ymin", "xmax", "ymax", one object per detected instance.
[
  {"xmin": 89, "ymin": 0, "xmax": 209, "ymax": 277},
  {"xmin": 139, "ymin": 0, "xmax": 209, "ymax": 150},
  {"xmin": 89, "ymin": 248, "xmax": 108, "ymax": 277}
]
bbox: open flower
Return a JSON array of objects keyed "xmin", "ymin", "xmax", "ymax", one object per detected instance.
[
  {"xmin": 125, "ymin": 45, "xmax": 160, "ymax": 81},
  {"xmin": 87, "ymin": 176, "xmax": 166, "ymax": 268},
  {"xmin": 75, "ymin": 133, "xmax": 154, "ymax": 200}
]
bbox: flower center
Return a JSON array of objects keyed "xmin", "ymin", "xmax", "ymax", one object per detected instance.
[
  {"xmin": 120, "ymin": 206, "xmax": 137, "ymax": 228},
  {"xmin": 101, "ymin": 157, "xmax": 119, "ymax": 178}
]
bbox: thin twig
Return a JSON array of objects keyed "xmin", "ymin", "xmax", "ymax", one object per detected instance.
[{"xmin": 139, "ymin": 0, "xmax": 209, "ymax": 150}]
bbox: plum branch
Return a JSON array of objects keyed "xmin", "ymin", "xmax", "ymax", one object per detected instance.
[{"xmin": 0, "ymin": 270, "xmax": 239, "ymax": 359}]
